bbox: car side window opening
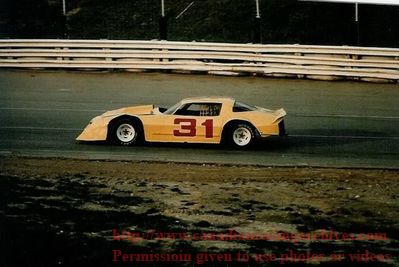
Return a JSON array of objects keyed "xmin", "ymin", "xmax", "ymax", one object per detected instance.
[
  {"xmin": 233, "ymin": 101, "xmax": 256, "ymax": 112},
  {"xmin": 164, "ymin": 102, "xmax": 181, "ymax": 114},
  {"xmin": 174, "ymin": 103, "xmax": 222, "ymax": 116}
]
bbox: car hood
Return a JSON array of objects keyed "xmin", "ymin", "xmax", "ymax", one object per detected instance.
[{"xmin": 101, "ymin": 105, "xmax": 156, "ymax": 117}]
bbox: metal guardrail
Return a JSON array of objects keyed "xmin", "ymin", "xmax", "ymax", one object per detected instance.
[{"xmin": 0, "ymin": 39, "xmax": 398, "ymax": 82}]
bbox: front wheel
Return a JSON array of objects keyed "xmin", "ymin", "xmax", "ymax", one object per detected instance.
[
  {"xmin": 109, "ymin": 119, "xmax": 141, "ymax": 146},
  {"xmin": 230, "ymin": 124, "xmax": 255, "ymax": 148}
]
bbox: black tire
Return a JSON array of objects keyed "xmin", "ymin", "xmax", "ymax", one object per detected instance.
[
  {"xmin": 109, "ymin": 118, "xmax": 141, "ymax": 146},
  {"xmin": 227, "ymin": 123, "xmax": 256, "ymax": 148}
]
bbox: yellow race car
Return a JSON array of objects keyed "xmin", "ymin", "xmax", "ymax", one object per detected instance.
[{"xmin": 76, "ymin": 97, "xmax": 286, "ymax": 148}]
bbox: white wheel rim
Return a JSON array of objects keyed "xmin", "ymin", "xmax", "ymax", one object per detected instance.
[
  {"xmin": 116, "ymin": 123, "xmax": 136, "ymax": 143},
  {"xmin": 233, "ymin": 127, "xmax": 252, "ymax": 146}
]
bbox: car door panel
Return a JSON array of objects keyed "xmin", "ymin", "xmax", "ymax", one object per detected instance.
[{"xmin": 141, "ymin": 115, "xmax": 222, "ymax": 143}]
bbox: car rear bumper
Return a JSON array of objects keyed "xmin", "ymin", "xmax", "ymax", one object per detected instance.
[{"xmin": 257, "ymin": 120, "xmax": 287, "ymax": 139}]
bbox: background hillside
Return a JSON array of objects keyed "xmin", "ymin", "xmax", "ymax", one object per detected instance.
[{"xmin": 1, "ymin": 0, "xmax": 398, "ymax": 47}]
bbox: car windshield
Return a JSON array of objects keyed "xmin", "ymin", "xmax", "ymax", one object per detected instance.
[{"xmin": 163, "ymin": 102, "xmax": 181, "ymax": 114}]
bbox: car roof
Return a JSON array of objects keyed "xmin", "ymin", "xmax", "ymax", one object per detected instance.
[{"xmin": 179, "ymin": 96, "xmax": 235, "ymax": 105}]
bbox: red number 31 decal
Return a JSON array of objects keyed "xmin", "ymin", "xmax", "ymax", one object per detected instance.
[{"xmin": 174, "ymin": 119, "xmax": 213, "ymax": 138}]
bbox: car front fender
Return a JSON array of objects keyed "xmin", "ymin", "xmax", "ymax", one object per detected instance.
[{"xmin": 76, "ymin": 115, "xmax": 116, "ymax": 141}]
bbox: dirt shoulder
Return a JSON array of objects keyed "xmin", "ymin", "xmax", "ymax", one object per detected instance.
[{"xmin": 1, "ymin": 156, "xmax": 398, "ymax": 266}]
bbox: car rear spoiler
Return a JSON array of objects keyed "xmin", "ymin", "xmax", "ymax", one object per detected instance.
[
  {"xmin": 273, "ymin": 108, "xmax": 287, "ymax": 122},
  {"xmin": 274, "ymin": 108, "xmax": 287, "ymax": 119}
]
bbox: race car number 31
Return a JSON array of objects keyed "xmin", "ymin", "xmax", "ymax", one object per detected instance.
[{"xmin": 174, "ymin": 118, "xmax": 213, "ymax": 138}]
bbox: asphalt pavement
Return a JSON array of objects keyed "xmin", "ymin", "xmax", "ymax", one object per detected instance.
[{"xmin": 0, "ymin": 69, "xmax": 398, "ymax": 168}]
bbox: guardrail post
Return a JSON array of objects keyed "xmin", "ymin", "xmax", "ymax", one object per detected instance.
[
  {"xmin": 63, "ymin": 47, "xmax": 69, "ymax": 61},
  {"xmin": 103, "ymin": 47, "xmax": 113, "ymax": 71},
  {"xmin": 56, "ymin": 47, "xmax": 62, "ymax": 61},
  {"xmin": 162, "ymin": 49, "xmax": 168, "ymax": 62}
]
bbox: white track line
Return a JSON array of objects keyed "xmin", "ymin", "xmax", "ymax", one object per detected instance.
[
  {"xmin": 0, "ymin": 127, "xmax": 398, "ymax": 140},
  {"xmin": 0, "ymin": 107, "xmax": 105, "ymax": 112},
  {"xmin": 292, "ymin": 113, "xmax": 399, "ymax": 120},
  {"xmin": 291, "ymin": 134, "xmax": 399, "ymax": 140},
  {"xmin": 0, "ymin": 126, "xmax": 81, "ymax": 131}
]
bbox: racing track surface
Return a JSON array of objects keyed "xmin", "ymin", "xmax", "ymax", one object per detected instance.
[{"xmin": 0, "ymin": 70, "xmax": 398, "ymax": 168}]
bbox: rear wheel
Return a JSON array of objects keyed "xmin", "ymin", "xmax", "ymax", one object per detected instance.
[
  {"xmin": 109, "ymin": 118, "xmax": 141, "ymax": 146},
  {"xmin": 229, "ymin": 123, "xmax": 255, "ymax": 148}
]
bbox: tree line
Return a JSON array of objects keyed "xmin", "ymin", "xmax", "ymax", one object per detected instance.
[{"xmin": 0, "ymin": 0, "xmax": 398, "ymax": 47}]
